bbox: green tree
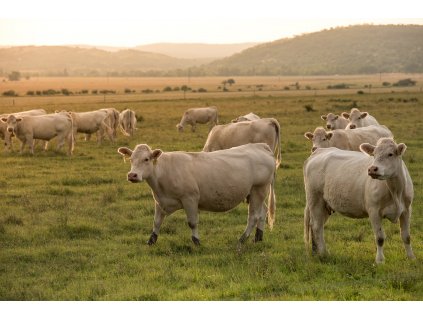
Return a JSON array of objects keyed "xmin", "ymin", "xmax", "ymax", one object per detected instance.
[{"xmin": 8, "ymin": 71, "xmax": 21, "ymax": 81}]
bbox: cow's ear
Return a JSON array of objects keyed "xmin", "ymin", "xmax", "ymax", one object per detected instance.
[
  {"xmin": 321, "ymin": 115, "xmax": 327, "ymax": 120},
  {"xmin": 16, "ymin": 118, "xmax": 22, "ymax": 122},
  {"xmin": 341, "ymin": 112, "xmax": 350, "ymax": 119},
  {"xmin": 151, "ymin": 149, "xmax": 162, "ymax": 161},
  {"xmin": 360, "ymin": 143, "xmax": 375, "ymax": 156},
  {"xmin": 360, "ymin": 112, "xmax": 368, "ymax": 119},
  {"xmin": 0, "ymin": 117, "xmax": 7, "ymax": 122},
  {"xmin": 396, "ymin": 143, "xmax": 407, "ymax": 156},
  {"xmin": 117, "ymin": 147, "xmax": 133, "ymax": 161},
  {"xmin": 304, "ymin": 132, "xmax": 313, "ymax": 140},
  {"xmin": 326, "ymin": 132, "xmax": 333, "ymax": 140}
]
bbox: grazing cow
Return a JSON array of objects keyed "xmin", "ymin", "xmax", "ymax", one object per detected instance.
[
  {"xmin": 320, "ymin": 113, "xmax": 348, "ymax": 130},
  {"xmin": 119, "ymin": 109, "xmax": 137, "ymax": 136},
  {"xmin": 303, "ymin": 138, "xmax": 415, "ymax": 263},
  {"xmin": 1, "ymin": 112, "xmax": 74, "ymax": 155},
  {"xmin": 0, "ymin": 109, "xmax": 47, "ymax": 150},
  {"xmin": 342, "ymin": 108, "xmax": 379, "ymax": 129},
  {"xmin": 232, "ymin": 112, "xmax": 260, "ymax": 123},
  {"xmin": 65, "ymin": 110, "xmax": 114, "ymax": 144},
  {"xmin": 118, "ymin": 143, "xmax": 276, "ymax": 246},
  {"xmin": 176, "ymin": 106, "xmax": 218, "ymax": 132},
  {"xmin": 203, "ymin": 118, "xmax": 281, "ymax": 168},
  {"xmin": 304, "ymin": 125, "xmax": 393, "ymax": 153}
]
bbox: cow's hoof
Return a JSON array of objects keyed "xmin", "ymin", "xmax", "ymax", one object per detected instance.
[
  {"xmin": 147, "ymin": 232, "xmax": 158, "ymax": 245},
  {"xmin": 254, "ymin": 228, "xmax": 263, "ymax": 242},
  {"xmin": 192, "ymin": 236, "xmax": 201, "ymax": 246}
]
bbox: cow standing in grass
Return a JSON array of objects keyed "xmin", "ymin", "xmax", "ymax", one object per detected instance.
[
  {"xmin": 303, "ymin": 138, "xmax": 415, "ymax": 263},
  {"xmin": 118, "ymin": 143, "xmax": 276, "ymax": 247},
  {"xmin": 176, "ymin": 106, "xmax": 218, "ymax": 132}
]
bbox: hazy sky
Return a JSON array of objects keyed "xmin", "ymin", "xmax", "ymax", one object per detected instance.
[{"xmin": 1, "ymin": 0, "xmax": 422, "ymax": 47}]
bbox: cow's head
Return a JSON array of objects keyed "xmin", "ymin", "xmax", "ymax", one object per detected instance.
[
  {"xmin": 118, "ymin": 144, "xmax": 162, "ymax": 183},
  {"xmin": 345, "ymin": 108, "xmax": 368, "ymax": 129},
  {"xmin": 321, "ymin": 113, "xmax": 338, "ymax": 130},
  {"xmin": 304, "ymin": 127, "xmax": 333, "ymax": 153},
  {"xmin": 1, "ymin": 115, "xmax": 21, "ymax": 137},
  {"xmin": 360, "ymin": 138, "xmax": 406, "ymax": 180},
  {"xmin": 176, "ymin": 123, "xmax": 184, "ymax": 132}
]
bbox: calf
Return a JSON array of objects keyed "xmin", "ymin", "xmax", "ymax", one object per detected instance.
[
  {"xmin": 118, "ymin": 143, "xmax": 276, "ymax": 246},
  {"xmin": 303, "ymin": 138, "xmax": 415, "ymax": 263}
]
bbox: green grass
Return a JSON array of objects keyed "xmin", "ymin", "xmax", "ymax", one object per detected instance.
[{"xmin": 0, "ymin": 91, "xmax": 422, "ymax": 300}]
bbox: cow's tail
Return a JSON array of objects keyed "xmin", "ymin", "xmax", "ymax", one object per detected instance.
[
  {"xmin": 101, "ymin": 117, "xmax": 115, "ymax": 141},
  {"xmin": 66, "ymin": 112, "xmax": 75, "ymax": 155},
  {"xmin": 269, "ymin": 118, "xmax": 281, "ymax": 169},
  {"xmin": 267, "ymin": 170, "xmax": 276, "ymax": 230}
]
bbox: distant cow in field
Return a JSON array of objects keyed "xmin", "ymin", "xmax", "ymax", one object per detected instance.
[
  {"xmin": 118, "ymin": 143, "xmax": 276, "ymax": 247},
  {"xmin": 320, "ymin": 113, "xmax": 348, "ymax": 130},
  {"xmin": 303, "ymin": 138, "xmax": 415, "ymax": 263},
  {"xmin": 203, "ymin": 118, "xmax": 281, "ymax": 168},
  {"xmin": 0, "ymin": 109, "xmax": 47, "ymax": 151},
  {"xmin": 304, "ymin": 125, "xmax": 392, "ymax": 153},
  {"xmin": 176, "ymin": 106, "xmax": 218, "ymax": 132},
  {"xmin": 342, "ymin": 108, "xmax": 379, "ymax": 129},
  {"xmin": 1, "ymin": 112, "xmax": 74, "ymax": 155},
  {"xmin": 119, "ymin": 109, "xmax": 137, "ymax": 136},
  {"xmin": 232, "ymin": 112, "xmax": 260, "ymax": 123}
]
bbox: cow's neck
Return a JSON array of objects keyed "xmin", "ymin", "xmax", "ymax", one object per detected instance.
[{"xmin": 385, "ymin": 162, "xmax": 406, "ymax": 215}]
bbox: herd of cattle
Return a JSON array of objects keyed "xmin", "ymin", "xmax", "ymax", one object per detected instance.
[{"xmin": 1, "ymin": 105, "xmax": 415, "ymax": 263}]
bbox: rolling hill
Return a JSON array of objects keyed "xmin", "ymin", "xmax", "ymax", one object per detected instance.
[{"xmin": 199, "ymin": 25, "xmax": 423, "ymax": 76}]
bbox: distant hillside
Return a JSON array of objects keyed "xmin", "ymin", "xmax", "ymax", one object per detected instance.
[
  {"xmin": 0, "ymin": 46, "xmax": 201, "ymax": 76},
  {"xmin": 134, "ymin": 42, "xmax": 259, "ymax": 59},
  {"xmin": 200, "ymin": 25, "xmax": 423, "ymax": 76}
]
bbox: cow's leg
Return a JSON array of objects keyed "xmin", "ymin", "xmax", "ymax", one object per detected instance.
[
  {"xmin": 191, "ymin": 122, "xmax": 196, "ymax": 132},
  {"xmin": 56, "ymin": 135, "xmax": 66, "ymax": 152},
  {"xmin": 27, "ymin": 136, "xmax": 35, "ymax": 154},
  {"xmin": 399, "ymin": 207, "xmax": 415, "ymax": 260},
  {"xmin": 96, "ymin": 130, "xmax": 103, "ymax": 144},
  {"xmin": 182, "ymin": 197, "xmax": 200, "ymax": 245},
  {"xmin": 239, "ymin": 187, "xmax": 265, "ymax": 245},
  {"xmin": 309, "ymin": 198, "xmax": 328, "ymax": 256},
  {"xmin": 254, "ymin": 203, "xmax": 267, "ymax": 242},
  {"xmin": 148, "ymin": 203, "xmax": 166, "ymax": 245},
  {"xmin": 85, "ymin": 133, "xmax": 91, "ymax": 141},
  {"xmin": 369, "ymin": 212, "xmax": 386, "ymax": 264}
]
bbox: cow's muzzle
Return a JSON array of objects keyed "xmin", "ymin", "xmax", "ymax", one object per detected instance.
[
  {"xmin": 127, "ymin": 172, "xmax": 141, "ymax": 183},
  {"xmin": 368, "ymin": 166, "xmax": 381, "ymax": 179}
]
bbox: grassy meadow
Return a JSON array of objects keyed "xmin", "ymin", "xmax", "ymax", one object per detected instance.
[{"xmin": 0, "ymin": 76, "xmax": 422, "ymax": 300}]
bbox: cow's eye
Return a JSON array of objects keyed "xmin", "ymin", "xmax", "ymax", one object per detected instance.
[
  {"xmin": 322, "ymin": 138, "xmax": 326, "ymax": 141},
  {"xmin": 144, "ymin": 158, "xmax": 149, "ymax": 162},
  {"xmin": 388, "ymin": 153, "xmax": 393, "ymax": 157}
]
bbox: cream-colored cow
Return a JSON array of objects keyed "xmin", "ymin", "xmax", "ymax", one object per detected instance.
[
  {"xmin": 342, "ymin": 108, "xmax": 379, "ymax": 129},
  {"xmin": 232, "ymin": 112, "xmax": 260, "ymax": 123},
  {"xmin": 304, "ymin": 125, "xmax": 392, "ymax": 153},
  {"xmin": 176, "ymin": 106, "xmax": 218, "ymax": 132},
  {"xmin": 118, "ymin": 143, "xmax": 276, "ymax": 247},
  {"xmin": 65, "ymin": 110, "xmax": 113, "ymax": 144},
  {"xmin": 320, "ymin": 113, "xmax": 349, "ymax": 130},
  {"xmin": 203, "ymin": 118, "xmax": 281, "ymax": 168},
  {"xmin": 303, "ymin": 138, "xmax": 415, "ymax": 263},
  {"xmin": 0, "ymin": 109, "xmax": 47, "ymax": 151},
  {"xmin": 1, "ymin": 112, "xmax": 74, "ymax": 155},
  {"xmin": 119, "ymin": 109, "xmax": 137, "ymax": 136}
]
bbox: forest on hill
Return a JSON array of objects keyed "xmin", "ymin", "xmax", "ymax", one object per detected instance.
[{"xmin": 1, "ymin": 25, "xmax": 422, "ymax": 77}]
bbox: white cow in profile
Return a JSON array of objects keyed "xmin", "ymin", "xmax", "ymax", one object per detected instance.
[
  {"xmin": 320, "ymin": 113, "xmax": 348, "ymax": 130},
  {"xmin": 303, "ymin": 138, "xmax": 415, "ymax": 263},
  {"xmin": 176, "ymin": 106, "xmax": 218, "ymax": 132},
  {"xmin": 232, "ymin": 112, "xmax": 260, "ymax": 123},
  {"xmin": 119, "ymin": 109, "xmax": 137, "ymax": 136},
  {"xmin": 342, "ymin": 108, "xmax": 379, "ymax": 129},
  {"xmin": 304, "ymin": 125, "xmax": 393, "ymax": 153},
  {"xmin": 203, "ymin": 118, "xmax": 281, "ymax": 168},
  {"xmin": 118, "ymin": 143, "xmax": 276, "ymax": 247}
]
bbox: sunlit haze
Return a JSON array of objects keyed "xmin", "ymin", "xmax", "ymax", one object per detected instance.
[{"xmin": 1, "ymin": 0, "xmax": 422, "ymax": 47}]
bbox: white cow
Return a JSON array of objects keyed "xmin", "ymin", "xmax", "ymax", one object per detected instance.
[
  {"xmin": 232, "ymin": 112, "xmax": 260, "ymax": 123},
  {"xmin": 320, "ymin": 113, "xmax": 349, "ymax": 130},
  {"xmin": 119, "ymin": 109, "xmax": 137, "ymax": 136},
  {"xmin": 176, "ymin": 106, "xmax": 218, "ymax": 132},
  {"xmin": 1, "ymin": 112, "xmax": 74, "ymax": 155},
  {"xmin": 118, "ymin": 143, "xmax": 276, "ymax": 246},
  {"xmin": 303, "ymin": 138, "xmax": 415, "ymax": 263},
  {"xmin": 203, "ymin": 118, "xmax": 281, "ymax": 168},
  {"xmin": 342, "ymin": 108, "xmax": 379, "ymax": 129},
  {"xmin": 0, "ymin": 109, "xmax": 47, "ymax": 150},
  {"xmin": 84, "ymin": 108, "xmax": 119, "ymax": 141},
  {"xmin": 304, "ymin": 125, "xmax": 393, "ymax": 153},
  {"xmin": 65, "ymin": 110, "xmax": 114, "ymax": 144}
]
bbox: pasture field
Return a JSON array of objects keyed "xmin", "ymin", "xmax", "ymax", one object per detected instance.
[{"xmin": 0, "ymin": 77, "xmax": 422, "ymax": 300}]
